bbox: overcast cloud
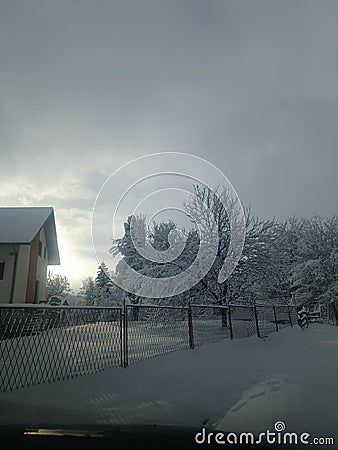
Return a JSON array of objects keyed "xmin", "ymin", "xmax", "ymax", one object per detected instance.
[{"xmin": 0, "ymin": 0, "xmax": 337, "ymax": 288}]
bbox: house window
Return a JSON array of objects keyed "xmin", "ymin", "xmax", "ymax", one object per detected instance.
[
  {"xmin": 38, "ymin": 240, "xmax": 42, "ymax": 257},
  {"xmin": 44, "ymin": 246, "xmax": 47, "ymax": 259},
  {"xmin": 0, "ymin": 262, "xmax": 4, "ymax": 281}
]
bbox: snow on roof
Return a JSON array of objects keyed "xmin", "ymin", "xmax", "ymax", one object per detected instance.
[{"xmin": 0, "ymin": 207, "xmax": 60, "ymax": 265}]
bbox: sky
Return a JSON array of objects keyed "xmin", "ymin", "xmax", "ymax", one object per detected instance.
[{"xmin": 0, "ymin": 0, "xmax": 337, "ymax": 290}]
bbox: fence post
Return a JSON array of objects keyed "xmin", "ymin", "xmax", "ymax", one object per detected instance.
[
  {"xmin": 228, "ymin": 305, "xmax": 233, "ymax": 340},
  {"xmin": 287, "ymin": 305, "xmax": 293, "ymax": 328},
  {"xmin": 273, "ymin": 306, "xmax": 279, "ymax": 332},
  {"xmin": 253, "ymin": 305, "xmax": 260, "ymax": 338},
  {"xmin": 123, "ymin": 299, "xmax": 128, "ymax": 367},
  {"xmin": 188, "ymin": 302, "xmax": 194, "ymax": 349},
  {"xmin": 119, "ymin": 308, "xmax": 123, "ymax": 367}
]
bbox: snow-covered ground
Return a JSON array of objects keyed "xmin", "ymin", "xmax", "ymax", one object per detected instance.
[{"xmin": 0, "ymin": 324, "xmax": 337, "ymax": 445}]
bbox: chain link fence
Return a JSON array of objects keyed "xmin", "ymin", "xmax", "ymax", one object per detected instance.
[
  {"xmin": 0, "ymin": 302, "xmax": 298, "ymax": 391},
  {"xmin": 274, "ymin": 305, "xmax": 292, "ymax": 330},
  {"xmin": 123, "ymin": 305, "xmax": 189, "ymax": 365},
  {"xmin": 255, "ymin": 305, "xmax": 278, "ymax": 337},
  {"xmin": 0, "ymin": 305, "xmax": 122, "ymax": 392},
  {"xmin": 228, "ymin": 305, "xmax": 257, "ymax": 338},
  {"xmin": 190, "ymin": 305, "xmax": 229, "ymax": 347}
]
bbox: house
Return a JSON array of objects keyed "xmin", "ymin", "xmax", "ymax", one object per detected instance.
[{"xmin": 0, "ymin": 207, "xmax": 60, "ymax": 304}]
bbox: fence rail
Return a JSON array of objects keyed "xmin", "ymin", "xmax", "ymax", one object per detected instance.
[{"xmin": 0, "ymin": 302, "xmax": 298, "ymax": 392}]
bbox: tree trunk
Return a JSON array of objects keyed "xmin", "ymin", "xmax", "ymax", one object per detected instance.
[{"xmin": 331, "ymin": 302, "xmax": 338, "ymax": 326}]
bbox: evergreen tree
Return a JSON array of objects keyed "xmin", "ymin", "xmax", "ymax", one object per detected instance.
[
  {"xmin": 95, "ymin": 262, "xmax": 113, "ymax": 305},
  {"xmin": 79, "ymin": 276, "xmax": 96, "ymax": 306}
]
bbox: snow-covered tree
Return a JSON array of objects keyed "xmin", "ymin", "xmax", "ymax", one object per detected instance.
[
  {"xmin": 111, "ymin": 215, "xmax": 198, "ymax": 304},
  {"xmin": 111, "ymin": 187, "xmax": 338, "ymax": 310},
  {"xmin": 46, "ymin": 271, "xmax": 72, "ymax": 301},
  {"xmin": 232, "ymin": 217, "xmax": 301, "ymax": 305},
  {"xmin": 111, "ymin": 186, "xmax": 277, "ymax": 307},
  {"xmin": 184, "ymin": 187, "xmax": 278, "ymax": 306},
  {"xmin": 290, "ymin": 216, "xmax": 338, "ymax": 307}
]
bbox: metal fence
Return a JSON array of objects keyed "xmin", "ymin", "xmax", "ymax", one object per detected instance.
[
  {"xmin": 190, "ymin": 305, "xmax": 229, "ymax": 347},
  {"xmin": 123, "ymin": 302, "xmax": 297, "ymax": 365},
  {"xmin": 123, "ymin": 304, "xmax": 189, "ymax": 365},
  {"xmin": 255, "ymin": 305, "xmax": 278, "ymax": 337},
  {"xmin": 0, "ymin": 305, "xmax": 122, "ymax": 391},
  {"xmin": 228, "ymin": 304, "xmax": 257, "ymax": 338},
  {"xmin": 0, "ymin": 302, "xmax": 298, "ymax": 391}
]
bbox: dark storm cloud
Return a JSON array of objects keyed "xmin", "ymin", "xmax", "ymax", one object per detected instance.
[{"xmin": 0, "ymin": 0, "xmax": 337, "ymax": 280}]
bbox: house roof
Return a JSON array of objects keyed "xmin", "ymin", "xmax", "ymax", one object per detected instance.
[{"xmin": 0, "ymin": 207, "xmax": 60, "ymax": 265}]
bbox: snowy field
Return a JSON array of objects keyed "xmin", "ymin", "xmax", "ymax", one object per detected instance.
[{"xmin": 0, "ymin": 323, "xmax": 337, "ymax": 445}]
